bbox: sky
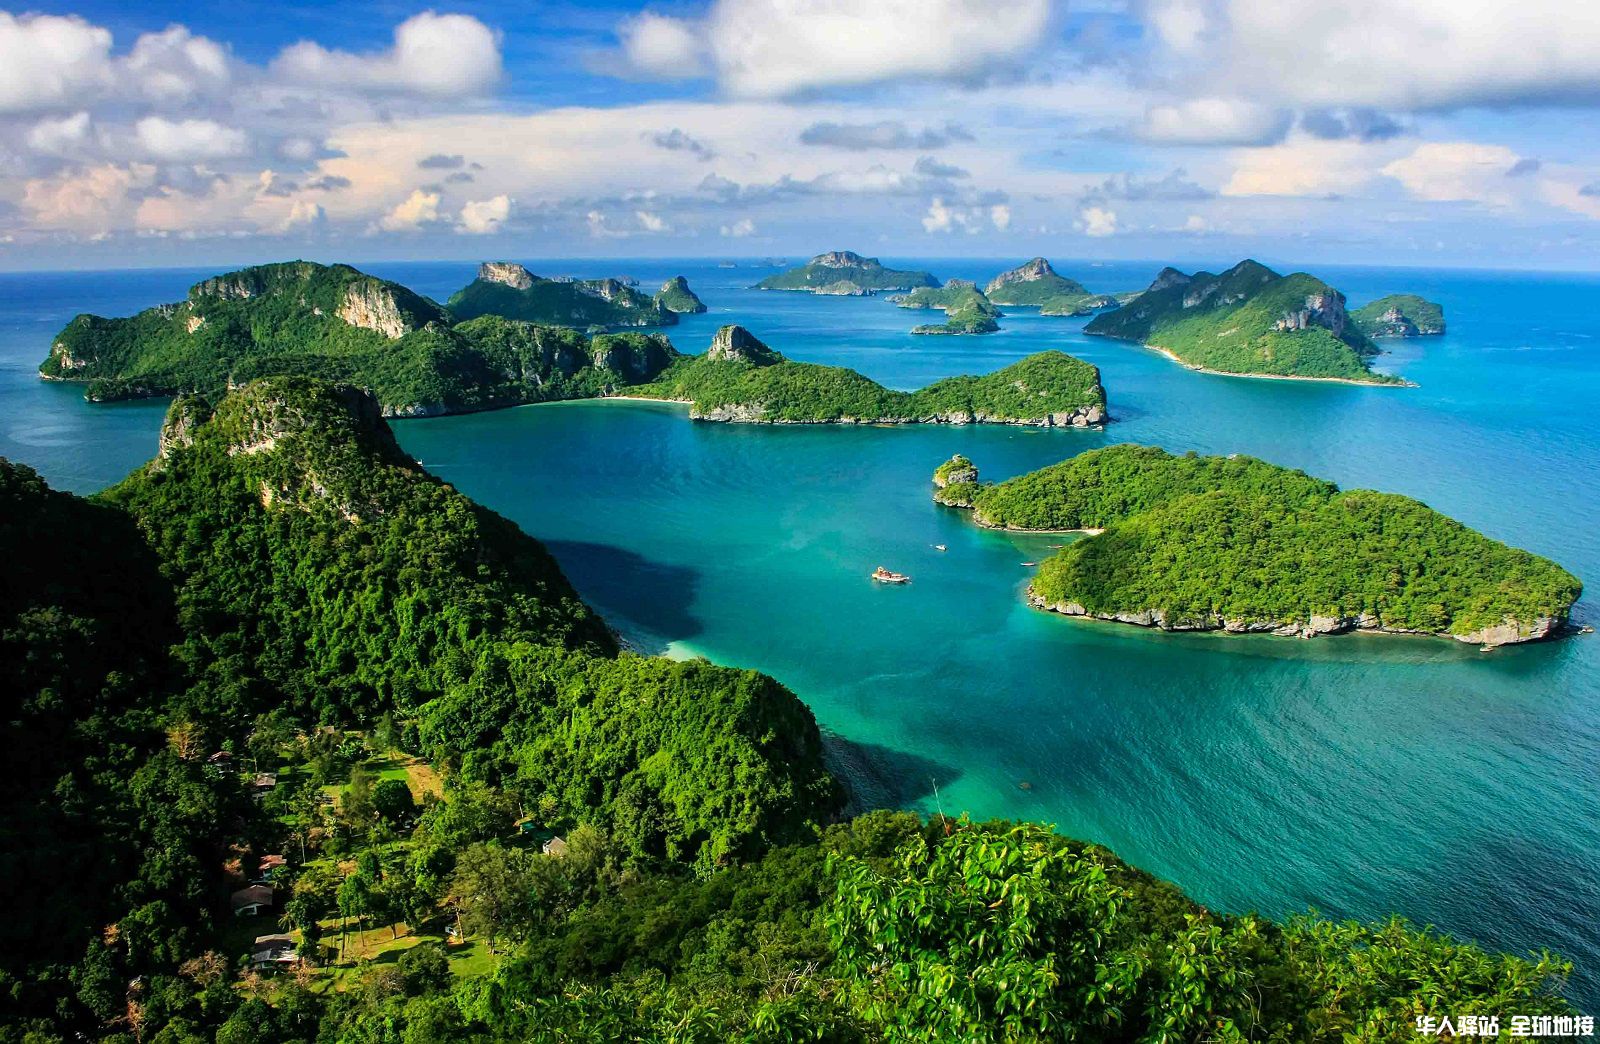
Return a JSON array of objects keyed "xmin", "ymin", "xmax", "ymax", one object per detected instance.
[{"xmin": 3, "ymin": 0, "xmax": 1600, "ymax": 271}]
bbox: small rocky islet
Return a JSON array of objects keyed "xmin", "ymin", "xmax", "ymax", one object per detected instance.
[{"xmin": 931, "ymin": 447, "xmax": 1580, "ymax": 648}]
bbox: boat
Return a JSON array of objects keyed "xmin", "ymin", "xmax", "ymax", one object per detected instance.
[
  {"xmin": 1047, "ymin": 544, "xmax": 1065, "ymax": 549},
  {"xmin": 933, "ymin": 544, "xmax": 947, "ymax": 552},
  {"xmin": 871, "ymin": 566, "xmax": 911, "ymax": 584},
  {"xmin": 1021, "ymin": 561, "xmax": 1036, "ymax": 567}
]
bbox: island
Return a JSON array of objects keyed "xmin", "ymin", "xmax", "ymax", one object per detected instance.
[
  {"xmin": 448, "ymin": 261, "xmax": 683, "ymax": 328},
  {"xmin": 1352, "ymin": 293, "xmax": 1446, "ymax": 338},
  {"xmin": 39, "ymin": 260, "xmax": 682, "ymax": 417},
  {"xmin": 1083, "ymin": 260, "xmax": 1407, "ymax": 383},
  {"xmin": 623, "ymin": 325, "xmax": 1107, "ymax": 425},
  {"xmin": 932, "ymin": 445, "xmax": 1582, "ymax": 647},
  {"xmin": 1, "ymin": 375, "xmax": 1577, "ymax": 1038},
  {"xmin": 754, "ymin": 250, "xmax": 939, "ymax": 294},
  {"xmin": 655, "ymin": 274, "xmax": 709, "ymax": 314},
  {"xmin": 983, "ymin": 256, "xmax": 1123, "ymax": 316},
  {"xmin": 892, "ymin": 280, "xmax": 1002, "ymax": 335}
]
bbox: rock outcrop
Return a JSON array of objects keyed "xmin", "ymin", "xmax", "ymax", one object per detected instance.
[
  {"xmin": 985, "ymin": 257, "xmax": 1057, "ymax": 295},
  {"xmin": 654, "ymin": 275, "xmax": 707, "ymax": 314},
  {"xmin": 477, "ymin": 261, "xmax": 537, "ymax": 290},
  {"xmin": 337, "ymin": 281, "xmax": 416, "ymax": 339},
  {"xmin": 1273, "ymin": 291, "xmax": 1349, "ymax": 337},
  {"xmin": 706, "ymin": 325, "xmax": 780, "ymax": 364}
]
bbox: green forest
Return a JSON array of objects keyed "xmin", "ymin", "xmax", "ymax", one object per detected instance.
[
  {"xmin": 754, "ymin": 252, "xmax": 938, "ymax": 292},
  {"xmin": 937, "ymin": 445, "xmax": 1582, "ymax": 642},
  {"xmin": 1, "ymin": 380, "xmax": 1580, "ymax": 1041},
  {"xmin": 630, "ymin": 331, "xmax": 1106, "ymax": 424}
]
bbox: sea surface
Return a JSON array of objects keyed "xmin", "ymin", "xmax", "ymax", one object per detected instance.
[{"xmin": 3, "ymin": 257, "xmax": 1598, "ymax": 1005}]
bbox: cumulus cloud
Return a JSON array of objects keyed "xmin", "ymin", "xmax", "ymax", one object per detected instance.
[
  {"xmin": 1078, "ymin": 205, "xmax": 1118, "ymax": 236},
  {"xmin": 1381, "ymin": 143, "xmax": 1524, "ymax": 205},
  {"xmin": 458, "ymin": 194, "xmax": 511, "ymax": 234},
  {"xmin": 122, "ymin": 25, "xmax": 232, "ymax": 102},
  {"xmin": 1143, "ymin": 0, "xmax": 1600, "ymax": 112},
  {"xmin": 22, "ymin": 163, "xmax": 155, "ymax": 234},
  {"xmin": 635, "ymin": 209, "xmax": 669, "ymax": 233},
  {"xmin": 618, "ymin": 0, "xmax": 1050, "ymax": 97},
  {"xmin": 1140, "ymin": 97, "xmax": 1291, "ymax": 146},
  {"xmin": 0, "ymin": 12, "xmax": 114, "ymax": 114},
  {"xmin": 989, "ymin": 204, "xmax": 1011, "ymax": 230},
  {"xmin": 272, "ymin": 12, "xmax": 501, "ymax": 97},
  {"xmin": 1222, "ymin": 138, "xmax": 1386, "ymax": 198},
  {"xmin": 135, "ymin": 117, "xmax": 248, "ymax": 161},
  {"xmin": 617, "ymin": 13, "xmax": 706, "ymax": 79},
  {"xmin": 799, "ymin": 120, "xmax": 974, "ymax": 150},
  {"xmin": 278, "ymin": 199, "xmax": 326, "ymax": 233},
  {"xmin": 378, "ymin": 189, "xmax": 442, "ymax": 231},
  {"xmin": 27, "ymin": 112, "xmax": 95, "ymax": 156},
  {"xmin": 721, "ymin": 217, "xmax": 757, "ymax": 237}
]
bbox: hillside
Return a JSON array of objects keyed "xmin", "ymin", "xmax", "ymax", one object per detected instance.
[
  {"xmin": 628, "ymin": 325, "xmax": 1106, "ymax": 425},
  {"xmin": 654, "ymin": 274, "xmax": 708, "ymax": 313},
  {"xmin": 894, "ymin": 280, "xmax": 1002, "ymax": 334},
  {"xmin": 984, "ymin": 257, "xmax": 1090, "ymax": 305},
  {"xmin": 39, "ymin": 261, "xmax": 682, "ymax": 417},
  {"xmin": 754, "ymin": 250, "xmax": 939, "ymax": 293},
  {"xmin": 1084, "ymin": 259, "xmax": 1404, "ymax": 382},
  {"xmin": 447, "ymin": 261, "xmax": 679, "ymax": 328},
  {"xmin": 1353, "ymin": 293, "xmax": 1446, "ymax": 337},
  {"xmin": 934, "ymin": 445, "xmax": 1582, "ymax": 646}
]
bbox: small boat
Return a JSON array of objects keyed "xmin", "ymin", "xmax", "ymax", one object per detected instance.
[
  {"xmin": 1047, "ymin": 544, "xmax": 1065, "ymax": 549},
  {"xmin": 1021, "ymin": 561, "xmax": 1036, "ymax": 567},
  {"xmin": 871, "ymin": 566, "xmax": 911, "ymax": 584},
  {"xmin": 933, "ymin": 544, "xmax": 947, "ymax": 552}
]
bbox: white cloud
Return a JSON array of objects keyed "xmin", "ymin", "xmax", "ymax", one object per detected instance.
[
  {"xmin": 272, "ymin": 12, "xmax": 501, "ymax": 97},
  {"xmin": 617, "ymin": 14, "xmax": 705, "ymax": 79},
  {"xmin": 1140, "ymin": 97, "xmax": 1290, "ymax": 146},
  {"xmin": 378, "ymin": 189, "xmax": 442, "ymax": 231},
  {"xmin": 22, "ymin": 163, "xmax": 155, "ymax": 234},
  {"xmin": 1381, "ymin": 143, "xmax": 1522, "ymax": 205},
  {"xmin": 1078, "ymin": 205, "xmax": 1118, "ymax": 236},
  {"xmin": 721, "ymin": 217, "xmax": 757, "ymax": 237},
  {"xmin": 0, "ymin": 12, "xmax": 113, "ymax": 114},
  {"xmin": 990, "ymin": 204, "xmax": 1011, "ymax": 230},
  {"xmin": 278, "ymin": 199, "xmax": 327, "ymax": 233},
  {"xmin": 620, "ymin": 0, "xmax": 1051, "ymax": 98},
  {"xmin": 1143, "ymin": 0, "xmax": 1600, "ymax": 111},
  {"xmin": 123, "ymin": 25, "xmax": 232, "ymax": 102},
  {"xmin": 921, "ymin": 198, "xmax": 958, "ymax": 232},
  {"xmin": 1222, "ymin": 138, "xmax": 1388, "ymax": 198},
  {"xmin": 27, "ymin": 112, "xmax": 94, "ymax": 156},
  {"xmin": 135, "ymin": 116, "xmax": 249, "ymax": 160},
  {"xmin": 458, "ymin": 194, "xmax": 511, "ymax": 234},
  {"xmin": 635, "ymin": 209, "xmax": 669, "ymax": 233},
  {"xmin": 1184, "ymin": 214, "xmax": 1209, "ymax": 232}
]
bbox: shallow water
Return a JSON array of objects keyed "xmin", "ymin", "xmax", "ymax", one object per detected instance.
[{"xmin": 3, "ymin": 257, "xmax": 1596, "ymax": 1003}]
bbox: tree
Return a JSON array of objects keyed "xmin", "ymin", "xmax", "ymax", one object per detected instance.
[{"xmin": 373, "ymin": 778, "xmax": 418, "ymax": 825}]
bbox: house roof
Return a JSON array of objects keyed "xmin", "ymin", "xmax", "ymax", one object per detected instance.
[
  {"xmin": 231, "ymin": 884, "xmax": 275, "ymax": 910},
  {"xmin": 542, "ymin": 835, "xmax": 569, "ymax": 857}
]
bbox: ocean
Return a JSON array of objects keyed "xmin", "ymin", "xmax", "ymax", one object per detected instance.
[{"xmin": 3, "ymin": 256, "xmax": 1597, "ymax": 1004}]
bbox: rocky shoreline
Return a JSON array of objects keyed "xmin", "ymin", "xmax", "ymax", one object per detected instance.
[{"xmin": 1025, "ymin": 592, "xmax": 1565, "ymax": 648}]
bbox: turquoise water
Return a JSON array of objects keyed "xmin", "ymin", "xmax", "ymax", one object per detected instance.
[{"xmin": 3, "ymin": 259, "xmax": 1597, "ymax": 1004}]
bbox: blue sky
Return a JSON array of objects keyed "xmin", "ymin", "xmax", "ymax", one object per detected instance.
[{"xmin": 4, "ymin": 0, "xmax": 1600, "ymax": 270}]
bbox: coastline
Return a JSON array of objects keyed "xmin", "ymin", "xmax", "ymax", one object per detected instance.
[{"xmin": 1127, "ymin": 340, "xmax": 1415, "ymax": 387}]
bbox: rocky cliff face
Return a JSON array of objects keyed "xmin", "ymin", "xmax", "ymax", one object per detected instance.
[
  {"xmin": 1273, "ymin": 291, "xmax": 1348, "ymax": 336},
  {"xmin": 810, "ymin": 250, "xmax": 872, "ymax": 268},
  {"xmin": 190, "ymin": 262, "xmax": 321, "ymax": 301},
  {"xmin": 337, "ymin": 282, "xmax": 415, "ymax": 339},
  {"xmin": 813, "ymin": 281, "xmax": 870, "ymax": 296},
  {"xmin": 478, "ymin": 262, "xmax": 537, "ymax": 290},
  {"xmin": 706, "ymin": 325, "xmax": 781, "ymax": 364},
  {"xmin": 1147, "ymin": 267, "xmax": 1192, "ymax": 292},
  {"xmin": 985, "ymin": 257, "xmax": 1057, "ymax": 295}
]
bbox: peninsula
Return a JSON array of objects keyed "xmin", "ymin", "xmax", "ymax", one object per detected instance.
[
  {"xmin": 448, "ymin": 261, "xmax": 688, "ymax": 328},
  {"xmin": 754, "ymin": 250, "xmax": 939, "ymax": 294},
  {"xmin": 1084, "ymin": 260, "xmax": 1405, "ymax": 383},
  {"xmin": 624, "ymin": 325, "xmax": 1106, "ymax": 425},
  {"xmin": 39, "ymin": 260, "xmax": 681, "ymax": 417},
  {"xmin": 933, "ymin": 445, "xmax": 1581, "ymax": 646},
  {"xmin": 1352, "ymin": 293, "xmax": 1446, "ymax": 338}
]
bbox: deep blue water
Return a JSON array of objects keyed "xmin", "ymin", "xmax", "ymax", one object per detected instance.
[{"xmin": 3, "ymin": 257, "xmax": 1597, "ymax": 1004}]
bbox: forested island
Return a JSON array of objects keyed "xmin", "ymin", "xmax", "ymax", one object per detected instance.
[
  {"xmin": 985, "ymin": 257, "xmax": 1124, "ymax": 315},
  {"xmin": 39, "ymin": 261, "xmax": 684, "ymax": 417},
  {"xmin": 892, "ymin": 280, "xmax": 1001, "ymax": 334},
  {"xmin": 625, "ymin": 325, "xmax": 1106, "ymax": 425},
  {"xmin": 2, "ymin": 378, "xmax": 1578, "ymax": 1040},
  {"xmin": 1352, "ymin": 293, "xmax": 1446, "ymax": 338},
  {"xmin": 1084, "ymin": 260, "xmax": 1408, "ymax": 383},
  {"xmin": 754, "ymin": 250, "xmax": 939, "ymax": 294},
  {"xmin": 447, "ymin": 262, "xmax": 695, "ymax": 328},
  {"xmin": 934, "ymin": 445, "xmax": 1582, "ymax": 646}
]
